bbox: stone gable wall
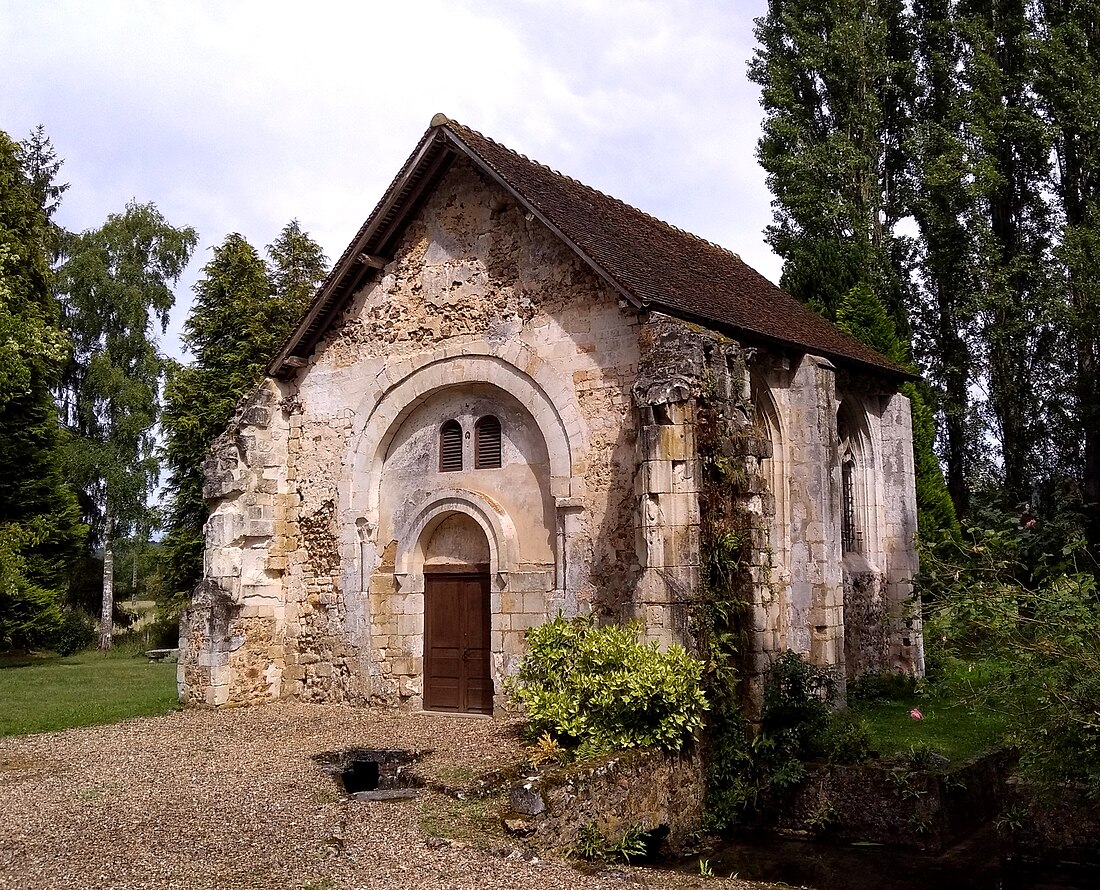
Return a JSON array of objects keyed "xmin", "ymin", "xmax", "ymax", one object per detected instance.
[
  {"xmin": 180, "ymin": 156, "xmax": 924, "ymax": 712},
  {"xmin": 182, "ymin": 157, "xmax": 646, "ymax": 708}
]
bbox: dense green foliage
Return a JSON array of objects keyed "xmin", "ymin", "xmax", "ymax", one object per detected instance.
[
  {"xmin": 750, "ymin": 1, "xmax": 1100, "ymax": 549},
  {"xmin": 0, "ymin": 648, "xmax": 177, "ymax": 736},
  {"xmin": 749, "ymin": 0, "xmax": 1100, "ymax": 812},
  {"xmin": 508, "ymin": 615, "xmax": 708, "ymax": 759},
  {"xmin": 704, "ymin": 651, "xmax": 875, "ymax": 828},
  {"xmin": 1, "ymin": 124, "xmax": 328, "ymax": 650},
  {"xmin": 748, "ymin": 0, "xmax": 914, "ymax": 329},
  {"xmin": 920, "ymin": 506, "xmax": 1100, "ymax": 796},
  {"xmin": 159, "ymin": 224, "xmax": 327, "ymax": 606},
  {"xmin": 0, "ymin": 129, "xmax": 86, "ymax": 650}
]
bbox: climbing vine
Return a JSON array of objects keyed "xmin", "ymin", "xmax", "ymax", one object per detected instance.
[{"xmin": 693, "ymin": 366, "xmax": 766, "ymax": 828}]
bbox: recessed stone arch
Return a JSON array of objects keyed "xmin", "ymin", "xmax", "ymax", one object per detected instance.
[
  {"xmin": 345, "ymin": 342, "xmax": 587, "ymax": 526},
  {"xmin": 392, "ymin": 488, "xmax": 520, "ymax": 594},
  {"xmin": 837, "ymin": 396, "xmax": 880, "ymax": 567},
  {"xmin": 753, "ymin": 382, "xmax": 789, "ymax": 568}
]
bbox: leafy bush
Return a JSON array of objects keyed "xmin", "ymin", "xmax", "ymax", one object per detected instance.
[
  {"xmin": 705, "ymin": 651, "xmax": 845, "ymax": 830},
  {"xmin": 508, "ymin": 615, "xmax": 708, "ymax": 759},
  {"xmin": 816, "ymin": 711, "xmax": 872, "ymax": 763},
  {"xmin": 761, "ymin": 649, "xmax": 837, "ymax": 758},
  {"xmin": 920, "ymin": 506, "xmax": 1100, "ymax": 798},
  {"xmin": 848, "ymin": 669, "xmax": 917, "ymax": 704},
  {"xmin": 51, "ymin": 609, "xmax": 94, "ymax": 656}
]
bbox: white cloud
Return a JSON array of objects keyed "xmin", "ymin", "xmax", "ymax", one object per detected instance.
[{"xmin": 1, "ymin": 0, "xmax": 780, "ymax": 359}]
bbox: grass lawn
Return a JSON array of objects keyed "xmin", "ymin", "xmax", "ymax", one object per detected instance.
[
  {"xmin": 0, "ymin": 647, "xmax": 179, "ymax": 737},
  {"xmin": 851, "ymin": 659, "xmax": 1012, "ymax": 763}
]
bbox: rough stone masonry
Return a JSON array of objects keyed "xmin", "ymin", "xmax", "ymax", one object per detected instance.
[{"xmin": 179, "ymin": 115, "xmax": 923, "ymax": 715}]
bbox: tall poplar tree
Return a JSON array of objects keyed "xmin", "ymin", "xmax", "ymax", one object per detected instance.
[
  {"xmin": 1035, "ymin": 0, "xmax": 1100, "ymax": 547},
  {"xmin": 57, "ymin": 203, "xmax": 197, "ymax": 648},
  {"xmin": 909, "ymin": 0, "xmax": 984, "ymax": 517},
  {"xmin": 750, "ymin": 0, "xmax": 958, "ymax": 539},
  {"xmin": 749, "ymin": 0, "xmax": 916, "ymax": 331},
  {"xmin": 958, "ymin": 0, "xmax": 1056, "ymax": 506}
]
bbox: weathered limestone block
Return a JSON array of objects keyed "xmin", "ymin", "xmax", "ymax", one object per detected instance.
[
  {"xmin": 507, "ymin": 748, "xmax": 705, "ymax": 856},
  {"xmin": 177, "ymin": 580, "xmax": 243, "ymax": 706}
]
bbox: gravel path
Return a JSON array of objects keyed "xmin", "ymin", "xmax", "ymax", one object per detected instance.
[{"xmin": 0, "ymin": 703, "xmax": 773, "ymax": 890}]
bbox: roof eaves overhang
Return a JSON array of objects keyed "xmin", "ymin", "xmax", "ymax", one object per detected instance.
[
  {"xmin": 645, "ymin": 300, "xmax": 917, "ymax": 383},
  {"xmin": 268, "ymin": 129, "xmax": 457, "ymax": 378}
]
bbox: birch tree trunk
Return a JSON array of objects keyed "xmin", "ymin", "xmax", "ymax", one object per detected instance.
[{"xmin": 99, "ymin": 498, "xmax": 114, "ymax": 650}]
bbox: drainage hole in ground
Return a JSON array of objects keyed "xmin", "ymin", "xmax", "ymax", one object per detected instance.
[{"xmin": 313, "ymin": 748, "xmax": 425, "ymax": 802}]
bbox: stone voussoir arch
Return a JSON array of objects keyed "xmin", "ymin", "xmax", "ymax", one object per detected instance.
[
  {"xmin": 344, "ymin": 340, "xmax": 588, "ymax": 525},
  {"xmin": 392, "ymin": 489, "xmax": 519, "ymax": 593}
]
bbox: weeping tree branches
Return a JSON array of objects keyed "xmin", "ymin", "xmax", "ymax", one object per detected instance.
[{"xmin": 56, "ymin": 203, "xmax": 197, "ymax": 648}]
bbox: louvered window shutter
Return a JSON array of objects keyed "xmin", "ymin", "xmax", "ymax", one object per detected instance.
[
  {"xmin": 440, "ymin": 420, "xmax": 463, "ymax": 472},
  {"xmin": 474, "ymin": 416, "xmax": 502, "ymax": 469}
]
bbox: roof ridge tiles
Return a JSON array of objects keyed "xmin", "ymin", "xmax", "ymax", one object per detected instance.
[
  {"xmin": 270, "ymin": 114, "xmax": 912, "ymax": 379},
  {"xmin": 443, "ymin": 117, "xmax": 745, "ymax": 264}
]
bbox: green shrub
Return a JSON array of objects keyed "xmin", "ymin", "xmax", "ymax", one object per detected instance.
[
  {"xmin": 508, "ymin": 615, "xmax": 708, "ymax": 759},
  {"xmin": 761, "ymin": 650, "xmax": 837, "ymax": 758},
  {"xmin": 51, "ymin": 609, "xmax": 95, "ymax": 656},
  {"xmin": 705, "ymin": 651, "xmax": 843, "ymax": 830},
  {"xmin": 816, "ymin": 711, "xmax": 873, "ymax": 763},
  {"xmin": 848, "ymin": 669, "xmax": 917, "ymax": 704}
]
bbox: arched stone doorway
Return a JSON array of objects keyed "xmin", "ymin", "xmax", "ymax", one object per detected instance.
[{"xmin": 422, "ymin": 513, "xmax": 493, "ymax": 714}]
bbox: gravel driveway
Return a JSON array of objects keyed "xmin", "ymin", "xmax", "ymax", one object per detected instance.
[{"xmin": 0, "ymin": 702, "xmax": 770, "ymax": 890}]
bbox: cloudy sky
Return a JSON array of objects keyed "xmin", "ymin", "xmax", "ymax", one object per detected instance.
[{"xmin": 1, "ymin": 0, "xmax": 777, "ymax": 360}]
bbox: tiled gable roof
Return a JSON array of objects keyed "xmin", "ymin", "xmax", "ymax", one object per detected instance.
[{"xmin": 270, "ymin": 116, "xmax": 910, "ymax": 379}]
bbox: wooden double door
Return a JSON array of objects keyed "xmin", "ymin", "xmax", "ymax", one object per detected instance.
[{"xmin": 424, "ymin": 572, "xmax": 493, "ymax": 714}]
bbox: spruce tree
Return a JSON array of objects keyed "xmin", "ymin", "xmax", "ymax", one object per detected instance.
[
  {"xmin": 160, "ymin": 227, "xmax": 327, "ymax": 605},
  {"xmin": 0, "ymin": 130, "xmax": 85, "ymax": 650}
]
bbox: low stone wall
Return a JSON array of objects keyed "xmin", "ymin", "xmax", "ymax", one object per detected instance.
[
  {"xmin": 504, "ymin": 747, "xmax": 705, "ymax": 857},
  {"xmin": 1001, "ymin": 777, "xmax": 1100, "ymax": 866},
  {"xmin": 772, "ymin": 749, "xmax": 1017, "ymax": 852}
]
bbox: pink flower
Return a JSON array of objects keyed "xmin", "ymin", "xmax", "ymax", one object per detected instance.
[
  {"xmin": 1025, "ymin": 519, "xmax": 1037, "ymax": 529},
  {"xmin": 910, "ymin": 708, "xmax": 924, "ymax": 721}
]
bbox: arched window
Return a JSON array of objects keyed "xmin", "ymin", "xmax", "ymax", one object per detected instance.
[
  {"xmin": 837, "ymin": 402, "xmax": 869, "ymax": 555},
  {"xmin": 474, "ymin": 415, "xmax": 502, "ymax": 469},
  {"xmin": 440, "ymin": 420, "xmax": 463, "ymax": 472},
  {"xmin": 754, "ymin": 382, "xmax": 790, "ymax": 565},
  {"xmin": 841, "ymin": 452, "xmax": 859, "ymax": 553}
]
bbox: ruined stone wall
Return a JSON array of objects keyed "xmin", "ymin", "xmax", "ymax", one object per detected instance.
[
  {"xmin": 783, "ymin": 356, "xmax": 846, "ymax": 685},
  {"xmin": 836, "ymin": 382, "xmax": 922, "ymax": 678},
  {"xmin": 507, "ymin": 747, "xmax": 706, "ymax": 857},
  {"xmin": 186, "ymin": 156, "xmax": 645, "ymax": 709},
  {"xmin": 178, "ymin": 381, "xmax": 294, "ymax": 706},
  {"xmin": 878, "ymin": 391, "xmax": 923, "ymax": 673},
  {"xmin": 630, "ymin": 314, "xmax": 776, "ymax": 708}
]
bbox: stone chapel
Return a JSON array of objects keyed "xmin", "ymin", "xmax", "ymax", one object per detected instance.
[{"xmin": 178, "ymin": 115, "xmax": 924, "ymax": 714}]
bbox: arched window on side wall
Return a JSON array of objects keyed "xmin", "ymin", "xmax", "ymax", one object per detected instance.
[
  {"xmin": 440, "ymin": 420, "xmax": 463, "ymax": 472},
  {"xmin": 837, "ymin": 400, "xmax": 872, "ymax": 556},
  {"xmin": 753, "ymin": 383, "xmax": 789, "ymax": 578},
  {"xmin": 474, "ymin": 415, "xmax": 502, "ymax": 469}
]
